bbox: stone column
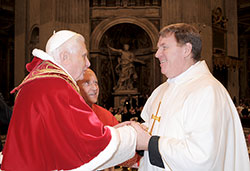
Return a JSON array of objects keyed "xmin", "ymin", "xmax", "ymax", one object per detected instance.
[
  {"xmin": 14, "ymin": 0, "xmax": 27, "ymax": 86},
  {"xmin": 225, "ymin": 0, "xmax": 239, "ymax": 101}
]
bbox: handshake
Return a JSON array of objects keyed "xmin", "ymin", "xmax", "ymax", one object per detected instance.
[{"xmin": 114, "ymin": 121, "xmax": 151, "ymax": 151}]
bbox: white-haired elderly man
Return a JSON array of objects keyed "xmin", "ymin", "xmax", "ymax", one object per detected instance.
[{"xmin": 1, "ymin": 30, "xmax": 142, "ymax": 171}]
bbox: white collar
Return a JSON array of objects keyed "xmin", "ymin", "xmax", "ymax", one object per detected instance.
[
  {"xmin": 167, "ymin": 61, "xmax": 204, "ymax": 84},
  {"xmin": 32, "ymin": 48, "xmax": 76, "ymax": 84}
]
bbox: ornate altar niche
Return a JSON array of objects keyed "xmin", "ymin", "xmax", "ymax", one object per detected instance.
[
  {"xmin": 96, "ymin": 23, "xmax": 154, "ymax": 109},
  {"xmin": 88, "ymin": 1, "xmax": 161, "ymax": 108}
]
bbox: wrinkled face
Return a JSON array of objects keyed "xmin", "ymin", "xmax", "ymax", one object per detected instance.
[
  {"xmin": 69, "ymin": 39, "xmax": 90, "ymax": 81},
  {"xmin": 155, "ymin": 34, "xmax": 187, "ymax": 78},
  {"xmin": 78, "ymin": 70, "xmax": 99, "ymax": 106}
]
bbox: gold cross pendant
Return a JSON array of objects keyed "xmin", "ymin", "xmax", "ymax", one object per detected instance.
[{"xmin": 149, "ymin": 101, "xmax": 161, "ymax": 135}]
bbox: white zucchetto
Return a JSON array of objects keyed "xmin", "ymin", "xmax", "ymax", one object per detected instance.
[{"xmin": 45, "ymin": 30, "xmax": 78, "ymax": 53}]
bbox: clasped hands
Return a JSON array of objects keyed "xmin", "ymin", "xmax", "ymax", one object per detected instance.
[{"xmin": 114, "ymin": 121, "xmax": 151, "ymax": 151}]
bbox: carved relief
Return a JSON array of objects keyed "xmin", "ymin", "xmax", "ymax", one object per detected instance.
[
  {"xmin": 212, "ymin": 7, "xmax": 228, "ymax": 69},
  {"xmin": 212, "ymin": 7, "xmax": 228, "ymax": 29}
]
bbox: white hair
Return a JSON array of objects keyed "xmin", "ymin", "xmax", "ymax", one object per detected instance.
[{"xmin": 45, "ymin": 30, "xmax": 85, "ymax": 63}]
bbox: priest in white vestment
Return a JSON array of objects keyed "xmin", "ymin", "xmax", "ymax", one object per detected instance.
[{"xmin": 135, "ymin": 23, "xmax": 250, "ymax": 171}]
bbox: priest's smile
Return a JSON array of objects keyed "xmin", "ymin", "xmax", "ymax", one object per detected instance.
[{"xmin": 160, "ymin": 59, "xmax": 167, "ymax": 64}]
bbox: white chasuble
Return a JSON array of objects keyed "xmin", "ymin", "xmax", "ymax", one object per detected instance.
[{"xmin": 140, "ymin": 61, "xmax": 250, "ymax": 171}]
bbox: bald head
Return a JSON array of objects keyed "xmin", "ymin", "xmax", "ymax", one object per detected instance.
[
  {"xmin": 77, "ymin": 68, "xmax": 99, "ymax": 107},
  {"xmin": 84, "ymin": 68, "xmax": 96, "ymax": 78}
]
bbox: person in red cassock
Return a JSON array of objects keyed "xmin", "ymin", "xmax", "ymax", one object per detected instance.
[
  {"xmin": 77, "ymin": 68, "xmax": 119, "ymax": 127},
  {"xmin": 77, "ymin": 69, "xmax": 142, "ymax": 171},
  {"xmin": 1, "ymin": 30, "xmax": 139, "ymax": 171}
]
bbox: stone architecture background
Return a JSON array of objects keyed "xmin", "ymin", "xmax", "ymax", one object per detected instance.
[
  {"xmin": 0, "ymin": 0, "xmax": 249, "ymax": 108},
  {"xmin": 0, "ymin": 1, "xmax": 250, "ymax": 168}
]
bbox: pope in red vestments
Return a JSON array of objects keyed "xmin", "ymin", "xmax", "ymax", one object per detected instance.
[{"xmin": 1, "ymin": 30, "xmax": 137, "ymax": 171}]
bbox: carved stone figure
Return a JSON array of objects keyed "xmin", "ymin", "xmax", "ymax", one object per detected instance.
[{"xmin": 108, "ymin": 44, "xmax": 144, "ymax": 91}]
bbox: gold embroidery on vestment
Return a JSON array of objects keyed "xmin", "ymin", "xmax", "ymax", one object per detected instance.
[{"xmin": 14, "ymin": 61, "xmax": 80, "ymax": 100}]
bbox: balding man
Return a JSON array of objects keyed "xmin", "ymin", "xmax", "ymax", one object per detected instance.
[
  {"xmin": 77, "ymin": 69, "xmax": 118, "ymax": 171},
  {"xmin": 1, "ymin": 30, "xmax": 137, "ymax": 171},
  {"xmin": 77, "ymin": 68, "xmax": 118, "ymax": 127}
]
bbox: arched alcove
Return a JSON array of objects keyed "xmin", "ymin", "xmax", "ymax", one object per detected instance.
[
  {"xmin": 99, "ymin": 23, "xmax": 152, "ymax": 51},
  {"xmin": 90, "ymin": 16, "xmax": 158, "ymax": 51},
  {"xmin": 27, "ymin": 26, "xmax": 39, "ymax": 64},
  {"xmin": 89, "ymin": 18, "xmax": 160, "ymax": 108}
]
